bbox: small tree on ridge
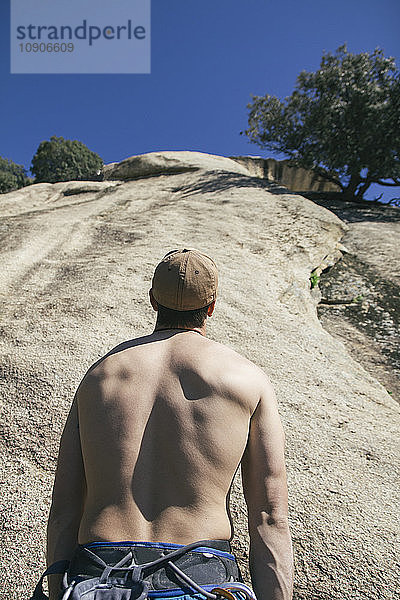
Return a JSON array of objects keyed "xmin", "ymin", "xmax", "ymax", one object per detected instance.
[
  {"xmin": 31, "ymin": 136, "xmax": 103, "ymax": 183},
  {"xmin": 244, "ymin": 45, "xmax": 400, "ymax": 202}
]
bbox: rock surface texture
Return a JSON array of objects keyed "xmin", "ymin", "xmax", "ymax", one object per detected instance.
[
  {"xmin": 309, "ymin": 197, "xmax": 400, "ymax": 402},
  {"xmin": 0, "ymin": 151, "xmax": 399, "ymax": 600},
  {"xmin": 231, "ymin": 156, "xmax": 340, "ymax": 193}
]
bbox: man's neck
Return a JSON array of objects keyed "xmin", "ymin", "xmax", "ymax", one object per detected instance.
[{"xmin": 153, "ymin": 324, "xmax": 206, "ymax": 337}]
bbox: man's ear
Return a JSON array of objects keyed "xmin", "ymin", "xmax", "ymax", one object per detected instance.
[
  {"xmin": 207, "ymin": 299, "xmax": 216, "ymax": 317},
  {"xmin": 149, "ymin": 289, "xmax": 159, "ymax": 312}
]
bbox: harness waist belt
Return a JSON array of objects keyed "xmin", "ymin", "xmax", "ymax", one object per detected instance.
[{"xmin": 68, "ymin": 540, "xmax": 242, "ymax": 592}]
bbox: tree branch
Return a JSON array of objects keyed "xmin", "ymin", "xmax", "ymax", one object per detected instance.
[
  {"xmin": 312, "ymin": 167, "xmax": 344, "ymax": 190},
  {"xmin": 355, "ymin": 172, "xmax": 374, "ymax": 199},
  {"xmin": 376, "ymin": 179, "xmax": 400, "ymax": 187}
]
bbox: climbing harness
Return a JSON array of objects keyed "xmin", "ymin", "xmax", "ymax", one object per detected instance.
[{"xmin": 30, "ymin": 540, "xmax": 257, "ymax": 600}]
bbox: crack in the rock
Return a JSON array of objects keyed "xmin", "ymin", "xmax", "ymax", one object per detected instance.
[
  {"xmin": 319, "ymin": 300, "xmax": 356, "ymax": 306},
  {"xmin": 309, "ymin": 243, "xmax": 345, "ymax": 291},
  {"xmin": 315, "ymin": 250, "xmax": 400, "ymax": 400}
]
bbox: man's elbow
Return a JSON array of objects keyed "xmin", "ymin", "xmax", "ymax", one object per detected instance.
[
  {"xmin": 47, "ymin": 509, "xmax": 81, "ymax": 535},
  {"xmin": 248, "ymin": 509, "xmax": 291, "ymax": 539},
  {"xmin": 47, "ymin": 496, "xmax": 83, "ymax": 528},
  {"xmin": 263, "ymin": 512, "xmax": 290, "ymax": 528}
]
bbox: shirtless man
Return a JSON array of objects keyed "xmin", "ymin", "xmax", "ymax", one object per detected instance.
[{"xmin": 46, "ymin": 249, "xmax": 293, "ymax": 600}]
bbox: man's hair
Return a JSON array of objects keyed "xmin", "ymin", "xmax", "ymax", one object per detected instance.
[{"xmin": 156, "ymin": 303, "xmax": 210, "ymax": 329}]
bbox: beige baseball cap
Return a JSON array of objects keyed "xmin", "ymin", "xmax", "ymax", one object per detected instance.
[{"xmin": 151, "ymin": 248, "xmax": 218, "ymax": 311}]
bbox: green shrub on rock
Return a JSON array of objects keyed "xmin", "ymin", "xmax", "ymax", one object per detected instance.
[
  {"xmin": 0, "ymin": 156, "xmax": 31, "ymax": 193},
  {"xmin": 31, "ymin": 135, "xmax": 103, "ymax": 183}
]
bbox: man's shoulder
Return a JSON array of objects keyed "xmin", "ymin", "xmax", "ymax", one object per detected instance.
[
  {"xmin": 76, "ymin": 341, "xmax": 137, "ymax": 393},
  {"xmin": 202, "ymin": 337, "xmax": 271, "ymax": 403},
  {"xmin": 85, "ymin": 333, "xmax": 155, "ymax": 375},
  {"xmin": 207, "ymin": 337, "xmax": 267, "ymax": 374}
]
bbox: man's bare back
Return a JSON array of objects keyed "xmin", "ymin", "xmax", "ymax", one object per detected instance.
[
  {"xmin": 77, "ymin": 329, "xmax": 262, "ymax": 544},
  {"xmin": 46, "ymin": 249, "xmax": 293, "ymax": 600}
]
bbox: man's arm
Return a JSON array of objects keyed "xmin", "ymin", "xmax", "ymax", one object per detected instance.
[
  {"xmin": 241, "ymin": 379, "xmax": 293, "ymax": 600},
  {"xmin": 46, "ymin": 395, "xmax": 86, "ymax": 600}
]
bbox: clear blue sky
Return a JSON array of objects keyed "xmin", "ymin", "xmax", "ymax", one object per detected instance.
[{"xmin": 1, "ymin": 0, "xmax": 399, "ymax": 201}]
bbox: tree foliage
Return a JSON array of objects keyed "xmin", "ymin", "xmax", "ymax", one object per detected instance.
[
  {"xmin": 31, "ymin": 136, "xmax": 103, "ymax": 183},
  {"xmin": 0, "ymin": 156, "xmax": 31, "ymax": 194},
  {"xmin": 244, "ymin": 45, "xmax": 400, "ymax": 201}
]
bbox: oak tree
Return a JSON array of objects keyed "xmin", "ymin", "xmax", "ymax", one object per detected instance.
[{"xmin": 244, "ymin": 46, "xmax": 400, "ymax": 201}]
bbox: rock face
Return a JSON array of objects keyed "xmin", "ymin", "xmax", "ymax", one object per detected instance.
[
  {"xmin": 309, "ymin": 197, "xmax": 400, "ymax": 402},
  {"xmin": 102, "ymin": 151, "xmax": 250, "ymax": 181},
  {"xmin": 230, "ymin": 156, "xmax": 340, "ymax": 193},
  {"xmin": 1, "ymin": 151, "xmax": 399, "ymax": 600}
]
